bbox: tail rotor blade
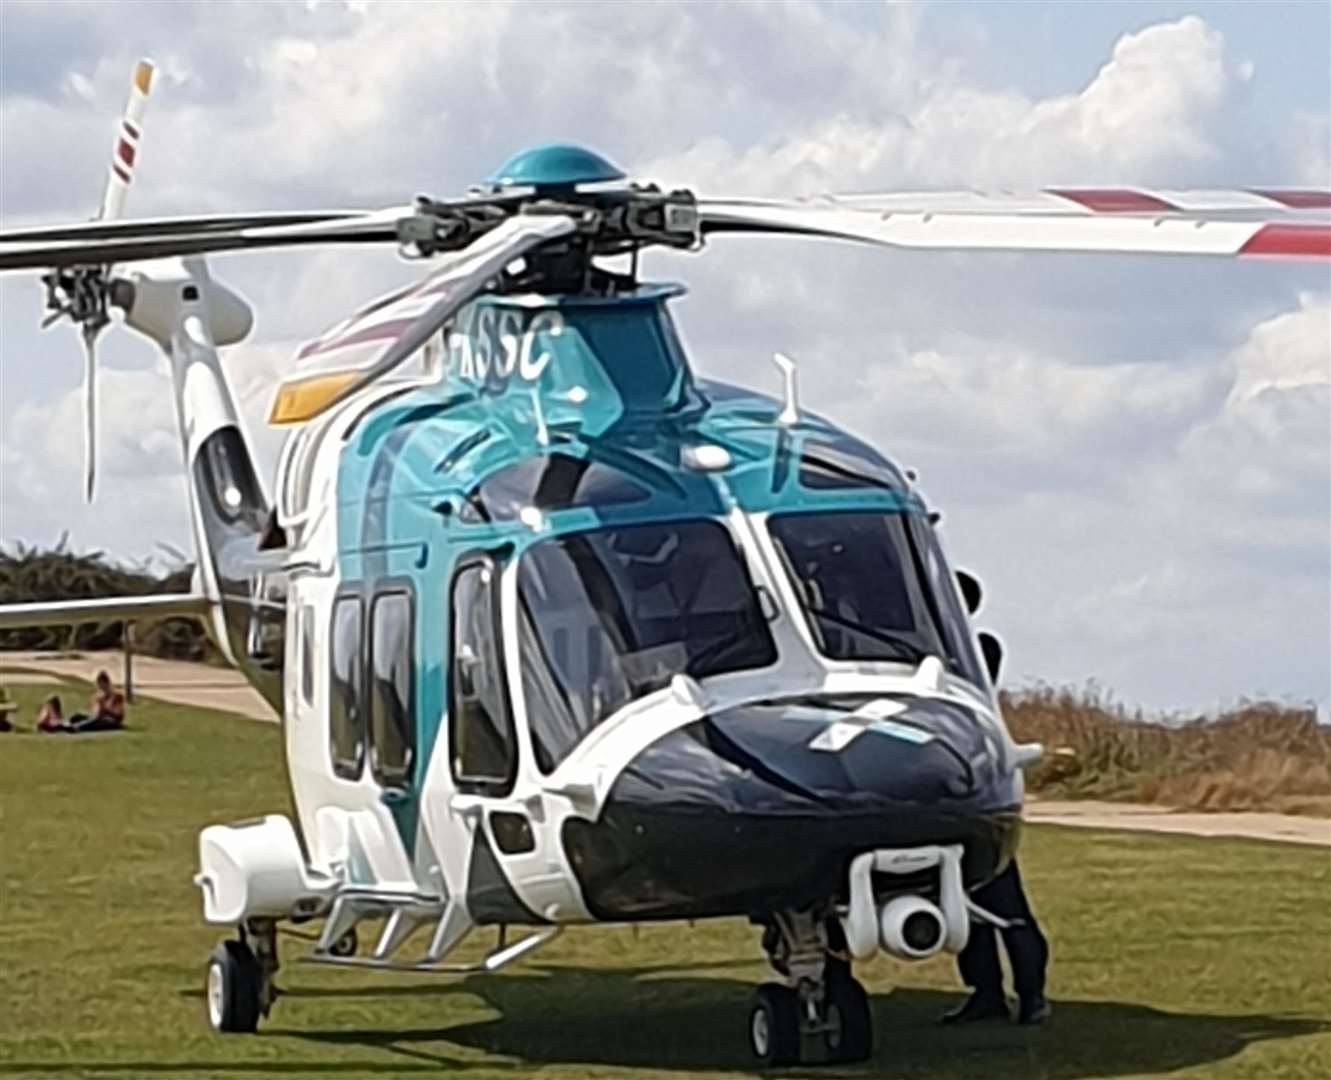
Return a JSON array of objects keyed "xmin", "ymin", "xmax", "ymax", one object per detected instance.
[
  {"xmin": 98, "ymin": 59, "xmax": 154, "ymax": 223},
  {"xmin": 82, "ymin": 324, "xmax": 99, "ymax": 502}
]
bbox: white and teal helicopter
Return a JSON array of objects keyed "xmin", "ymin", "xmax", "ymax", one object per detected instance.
[{"xmin": 2, "ymin": 62, "xmax": 1326, "ymax": 1067}]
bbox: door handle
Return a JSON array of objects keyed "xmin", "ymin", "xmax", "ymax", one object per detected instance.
[{"xmin": 449, "ymin": 794, "xmax": 486, "ymax": 822}]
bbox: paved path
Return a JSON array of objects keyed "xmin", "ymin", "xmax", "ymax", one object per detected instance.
[
  {"xmin": 0, "ymin": 650, "xmax": 276, "ymax": 723},
  {"xmin": 1027, "ymin": 798, "xmax": 1329, "ymax": 847}
]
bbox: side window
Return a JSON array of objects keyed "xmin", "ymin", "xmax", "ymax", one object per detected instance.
[
  {"xmin": 912, "ymin": 522, "xmax": 987, "ymax": 689},
  {"xmin": 369, "ymin": 590, "xmax": 415, "ymax": 788},
  {"xmin": 449, "ymin": 559, "xmax": 517, "ymax": 793},
  {"xmin": 299, "ymin": 604, "xmax": 315, "ymax": 707},
  {"xmin": 330, "ymin": 596, "xmax": 365, "ymax": 780}
]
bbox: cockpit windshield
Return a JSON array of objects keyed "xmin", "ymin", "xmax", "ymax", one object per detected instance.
[
  {"xmin": 769, "ymin": 510, "xmax": 985, "ymax": 688},
  {"xmin": 518, "ymin": 519, "xmax": 777, "ymax": 771}
]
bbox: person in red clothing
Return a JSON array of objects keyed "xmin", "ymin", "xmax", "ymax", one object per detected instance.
[{"xmin": 36, "ymin": 694, "xmax": 66, "ymax": 732}]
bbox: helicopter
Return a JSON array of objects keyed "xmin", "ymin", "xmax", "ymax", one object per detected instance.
[{"xmin": 1, "ymin": 61, "xmax": 1327, "ymax": 1068}]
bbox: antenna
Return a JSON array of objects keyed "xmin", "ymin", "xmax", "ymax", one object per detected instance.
[{"xmin": 772, "ymin": 352, "xmax": 800, "ymax": 425}]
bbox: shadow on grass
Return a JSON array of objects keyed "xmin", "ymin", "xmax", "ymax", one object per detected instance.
[
  {"xmin": 16, "ymin": 968, "xmax": 1323, "ymax": 1078},
  {"xmin": 286, "ymin": 973, "xmax": 1326, "ymax": 1079}
]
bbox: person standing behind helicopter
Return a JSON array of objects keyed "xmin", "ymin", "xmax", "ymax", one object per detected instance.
[{"xmin": 941, "ymin": 858, "xmax": 1051, "ymax": 1025}]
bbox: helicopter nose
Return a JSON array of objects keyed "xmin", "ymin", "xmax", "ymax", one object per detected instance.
[{"xmin": 561, "ymin": 696, "xmax": 1022, "ymax": 921}]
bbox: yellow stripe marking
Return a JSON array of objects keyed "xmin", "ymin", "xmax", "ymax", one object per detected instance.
[{"xmin": 267, "ymin": 371, "xmax": 363, "ymax": 425}]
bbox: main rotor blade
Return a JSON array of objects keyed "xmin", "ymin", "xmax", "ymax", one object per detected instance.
[
  {"xmin": 0, "ymin": 207, "xmax": 410, "ymax": 272},
  {"xmin": 0, "ymin": 209, "xmax": 371, "ymax": 245},
  {"xmin": 800, "ymin": 187, "xmax": 1331, "ymax": 218},
  {"xmin": 698, "ymin": 191, "xmax": 1331, "ymax": 260},
  {"xmin": 268, "ymin": 212, "xmax": 580, "ymax": 425}
]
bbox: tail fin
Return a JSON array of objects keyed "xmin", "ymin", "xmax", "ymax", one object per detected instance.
[{"xmin": 82, "ymin": 60, "xmax": 282, "ymax": 701}]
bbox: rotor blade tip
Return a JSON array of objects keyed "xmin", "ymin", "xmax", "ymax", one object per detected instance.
[{"xmin": 133, "ymin": 60, "xmax": 155, "ymax": 95}]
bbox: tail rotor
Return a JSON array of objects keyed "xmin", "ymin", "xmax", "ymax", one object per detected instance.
[{"xmin": 39, "ymin": 58, "xmax": 155, "ymax": 502}]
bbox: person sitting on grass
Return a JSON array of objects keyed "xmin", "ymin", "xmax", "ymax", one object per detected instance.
[
  {"xmin": 36, "ymin": 694, "xmax": 66, "ymax": 733},
  {"xmin": 66, "ymin": 672, "xmax": 127, "ymax": 733}
]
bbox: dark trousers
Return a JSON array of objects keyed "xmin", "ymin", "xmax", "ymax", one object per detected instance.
[
  {"xmin": 958, "ymin": 859, "xmax": 1048, "ymax": 1002},
  {"xmin": 64, "ymin": 713, "xmax": 121, "ymax": 733}
]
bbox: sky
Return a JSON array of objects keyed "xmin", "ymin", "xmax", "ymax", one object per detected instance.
[{"xmin": 0, "ymin": 0, "xmax": 1328, "ymax": 716}]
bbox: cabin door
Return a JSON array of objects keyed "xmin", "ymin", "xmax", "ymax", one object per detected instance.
[{"xmin": 444, "ymin": 554, "xmax": 570, "ymax": 924}]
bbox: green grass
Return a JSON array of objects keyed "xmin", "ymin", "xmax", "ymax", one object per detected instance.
[{"xmin": 1, "ymin": 680, "xmax": 1328, "ymax": 1080}]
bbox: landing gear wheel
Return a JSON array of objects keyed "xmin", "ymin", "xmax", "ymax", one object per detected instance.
[
  {"xmin": 328, "ymin": 928, "xmax": 358, "ymax": 958},
  {"xmin": 749, "ymin": 983, "xmax": 800, "ymax": 1067},
  {"xmin": 824, "ymin": 975, "xmax": 873, "ymax": 1063},
  {"xmin": 205, "ymin": 940, "xmax": 262, "ymax": 1034}
]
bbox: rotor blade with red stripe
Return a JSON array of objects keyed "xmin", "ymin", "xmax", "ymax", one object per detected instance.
[
  {"xmin": 698, "ymin": 190, "xmax": 1330, "ymax": 260},
  {"xmin": 821, "ymin": 188, "xmax": 1331, "ymax": 219}
]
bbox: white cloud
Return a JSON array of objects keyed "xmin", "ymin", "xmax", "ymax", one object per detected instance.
[
  {"xmin": 637, "ymin": 14, "xmax": 1245, "ymax": 194},
  {"xmin": 847, "ymin": 295, "xmax": 1331, "ymax": 711},
  {"xmin": 1, "ymin": 2, "xmax": 1326, "ymax": 713},
  {"xmin": 0, "ymin": 340, "xmax": 290, "ymax": 557}
]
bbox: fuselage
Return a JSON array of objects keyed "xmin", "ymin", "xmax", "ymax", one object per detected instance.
[{"xmin": 206, "ymin": 282, "xmax": 1024, "ymax": 926}]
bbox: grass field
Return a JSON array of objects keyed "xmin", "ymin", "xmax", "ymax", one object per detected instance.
[{"xmin": 0, "ymin": 674, "xmax": 1328, "ymax": 1080}]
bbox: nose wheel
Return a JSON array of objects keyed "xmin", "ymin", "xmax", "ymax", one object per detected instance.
[
  {"xmin": 749, "ymin": 912, "xmax": 874, "ymax": 1066},
  {"xmin": 823, "ymin": 966, "xmax": 873, "ymax": 1063},
  {"xmin": 749, "ymin": 983, "xmax": 801, "ymax": 1066}
]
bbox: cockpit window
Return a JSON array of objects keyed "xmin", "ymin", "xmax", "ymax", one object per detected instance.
[
  {"xmin": 518, "ymin": 519, "xmax": 777, "ymax": 771},
  {"xmin": 798, "ymin": 438, "xmax": 903, "ymax": 493},
  {"xmin": 769, "ymin": 510, "xmax": 984, "ymax": 687},
  {"xmin": 461, "ymin": 453, "xmax": 649, "ymax": 523}
]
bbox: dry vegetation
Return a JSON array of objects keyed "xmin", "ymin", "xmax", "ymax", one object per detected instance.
[{"xmin": 1005, "ymin": 685, "xmax": 1331, "ymax": 817}]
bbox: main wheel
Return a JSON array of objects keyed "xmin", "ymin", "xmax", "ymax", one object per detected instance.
[
  {"xmin": 328, "ymin": 927, "xmax": 358, "ymax": 958},
  {"xmin": 205, "ymin": 940, "xmax": 262, "ymax": 1034},
  {"xmin": 749, "ymin": 983, "xmax": 801, "ymax": 1066},
  {"xmin": 824, "ymin": 975, "xmax": 873, "ymax": 1063}
]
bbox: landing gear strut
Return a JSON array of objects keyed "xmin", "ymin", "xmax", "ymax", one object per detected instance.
[
  {"xmin": 748, "ymin": 910, "xmax": 873, "ymax": 1066},
  {"xmin": 205, "ymin": 919, "xmax": 279, "ymax": 1034}
]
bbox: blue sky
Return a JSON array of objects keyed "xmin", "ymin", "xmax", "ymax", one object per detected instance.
[{"xmin": 0, "ymin": 0, "xmax": 1327, "ymax": 715}]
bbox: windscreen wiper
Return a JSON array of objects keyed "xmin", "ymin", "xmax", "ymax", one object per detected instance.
[
  {"xmin": 687, "ymin": 622, "xmax": 765, "ymax": 675},
  {"xmin": 806, "ymin": 606, "xmax": 926, "ymax": 662}
]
